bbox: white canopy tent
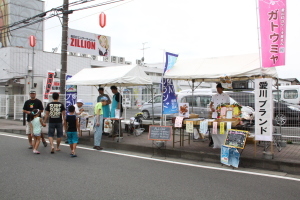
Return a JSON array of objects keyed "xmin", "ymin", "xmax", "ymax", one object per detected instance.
[
  {"xmin": 66, "ymin": 65, "xmax": 154, "ymax": 139},
  {"xmin": 164, "ymin": 53, "xmax": 278, "ymax": 82},
  {"xmin": 66, "ymin": 64, "xmax": 153, "ymax": 86}
]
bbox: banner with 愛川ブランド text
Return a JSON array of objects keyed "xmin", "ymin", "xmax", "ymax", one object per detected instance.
[
  {"xmin": 259, "ymin": 0, "xmax": 286, "ymax": 68},
  {"xmin": 255, "ymin": 78, "xmax": 273, "ymax": 141}
]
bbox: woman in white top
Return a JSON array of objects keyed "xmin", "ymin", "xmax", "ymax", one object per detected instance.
[{"xmin": 30, "ymin": 109, "xmax": 46, "ymax": 154}]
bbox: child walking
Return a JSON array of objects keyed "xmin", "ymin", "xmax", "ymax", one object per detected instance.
[
  {"xmin": 30, "ymin": 109, "xmax": 46, "ymax": 154},
  {"xmin": 64, "ymin": 105, "xmax": 80, "ymax": 157}
]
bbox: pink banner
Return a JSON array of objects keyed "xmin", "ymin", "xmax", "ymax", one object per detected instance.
[{"xmin": 259, "ymin": 0, "xmax": 286, "ymax": 68}]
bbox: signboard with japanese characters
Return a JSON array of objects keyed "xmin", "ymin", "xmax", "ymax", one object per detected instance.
[
  {"xmin": 259, "ymin": 0, "xmax": 286, "ymax": 68},
  {"xmin": 255, "ymin": 78, "xmax": 273, "ymax": 141}
]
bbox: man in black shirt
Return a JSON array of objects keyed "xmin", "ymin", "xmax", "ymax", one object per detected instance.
[
  {"xmin": 22, "ymin": 91, "xmax": 47, "ymax": 149},
  {"xmin": 44, "ymin": 92, "xmax": 66, "ymax": 154}
]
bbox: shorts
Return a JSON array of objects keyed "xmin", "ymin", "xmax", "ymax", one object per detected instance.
[
  {"xmin": 48, "ymin": 123, "xmax": 63, "ymax": 138},
  {"xmin": 67, "ymin": 132, "xmax": 78, "ymax": 144},
  {"xmin": 33, "ymin": 132, "xmax": 41, "ymax": 137},
  {"xmin": 26, "ymin": 121, "xmax": 32, "ymax": 135}
]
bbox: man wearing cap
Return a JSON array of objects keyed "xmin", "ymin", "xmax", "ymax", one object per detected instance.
[
  {"xmin": 210, "ymin": 83, "xmax": 230, "ymax": 112},
  {"xmin": 74, "ymin": 99, "xmax": 84, "ymax": 116},
  {"xmin": 209, "ymin": 83, "xmax": 230, "ymax": 147},
  {"xmin": 22, "ymin": 91, "xmax": 47, "ymax": 149}
]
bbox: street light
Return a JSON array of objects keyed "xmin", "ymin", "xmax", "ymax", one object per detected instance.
[{"xmin": 29, "ymin": 35, "xmax": 36, "ymax": 89}]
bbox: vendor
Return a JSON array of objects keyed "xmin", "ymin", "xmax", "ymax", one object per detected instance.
[
  {"xmin": 74, "ymin": 99, "xmax": 84, "ymax": 116},
  {"xmin": 210, "ymin": 83, "xmax": 230, "ymax": 112},
  {"xmin": 209, "ymin": 83, "xmax": 230, "ymax": 147}
]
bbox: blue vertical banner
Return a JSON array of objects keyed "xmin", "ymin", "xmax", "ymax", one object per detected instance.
[
  {"xmin": 66, "ymin": 75, "xmax": 77, "ymax": 109},
  {"xmin": 161, "ymin": 52, "xmax": 179, "ymax": 114}
]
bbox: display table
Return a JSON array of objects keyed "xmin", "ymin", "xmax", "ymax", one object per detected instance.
[
  {"xmin": 104, "ymin": 118, "xmax": 124, "ymax": 138},
  {"xmin": 209, "ymin": 118, "xmax": 240, "ymax": 148}
]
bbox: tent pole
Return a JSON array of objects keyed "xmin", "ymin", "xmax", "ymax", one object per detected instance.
[
  {"xmin": 192, "ymin": 79, "xmax": 195, "ymax": 113},
  {"xmin": 151, "ymin": 85, "xmax": 154, "ymax": 125},
  {"xmin": 118, "ymin": 85, "xmax": 122, "ymax": 141}
]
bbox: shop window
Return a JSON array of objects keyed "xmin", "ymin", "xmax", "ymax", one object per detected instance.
[
  {"xmin": 284, "ymin": 90, "xmax": 298, "ymax": 99},
  {"xmin": 272, "ymin": 90, "xmax": 282, "ymax": 100}
]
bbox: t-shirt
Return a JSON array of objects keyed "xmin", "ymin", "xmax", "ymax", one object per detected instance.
[
  {"xmin": 114, "ymin": 93, "xmax": 123, "ymax": 112},
  {"xmin": 45, "ymin": 102, "xmax": 66, "ymax": 123},
  {"xmin": 23, "ymin": 99, "xmax": 44, "ymax": 122},
  {"xmin": 97, "ymin": 94, "xmax": 110, "ymax": 102},
  {"xmin": 94, "ymin": 102, "xmax": 103, "ymax": 115},
  {"xmin": 211, "ymin": 92, "xmax": 230, "ymax": 108},
  {"xmin": 66, "ymin": 115, "xmax": 77, "ymax": 132},
  {"xmin": 74, "ymin": 104, "xmax": 83, "ymax": 115}
]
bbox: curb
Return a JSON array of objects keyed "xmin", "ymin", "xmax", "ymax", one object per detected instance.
[{"xmin": 2, "ymin": 129, "xmax": 300, "ymax": 175}]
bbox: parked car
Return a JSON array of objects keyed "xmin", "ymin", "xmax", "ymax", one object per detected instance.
[
  {"xmin": 139, "ymin": 93, "xmax": 254, "ymax": 121},
  {"xmin": 272, "ymin": 85, "xmax": 300, "ymax": 105},
  {"xmin": 228, "ymin": 92, "xmax": 300, "ymax": 126}
]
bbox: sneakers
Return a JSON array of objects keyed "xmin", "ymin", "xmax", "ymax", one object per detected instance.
[
  {"xmin": 93, "ymin": 146, "xmax": 103, "ymax": 150},
  {"xmin": 33, "ymin": 150, "xmax": 40, "ymax": 154},
  {"xmin": 43, "ymin": 141, "xmax": 47, "ymax": 147}
]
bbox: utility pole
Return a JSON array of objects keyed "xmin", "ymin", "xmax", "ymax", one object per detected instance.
[
  {"xmin": 140, "ymin": 42, "xmax": 149, "ymax": 63},
  {"xmin": 60, "ymin": 0, "xmax": 69, "ymax": 104}
]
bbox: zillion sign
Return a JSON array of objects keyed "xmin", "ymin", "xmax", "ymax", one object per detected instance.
[{"xmin": 67, "ymin": 28, "xmax": 111, "ymax": 57}]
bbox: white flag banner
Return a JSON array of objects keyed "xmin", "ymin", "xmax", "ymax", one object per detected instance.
[{"xmin": 255, "ymin": 78, "xmax": 273, "ymax": 141}]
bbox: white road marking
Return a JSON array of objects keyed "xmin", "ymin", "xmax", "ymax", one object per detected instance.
[{"xmin": 1, "ymin": 132, "xmax": 299, "ymax": 182}]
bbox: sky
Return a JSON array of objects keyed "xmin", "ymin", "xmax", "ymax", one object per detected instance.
[{"xmin": 43, "ymin": 0, "xmax": 300, "ymax": 79}]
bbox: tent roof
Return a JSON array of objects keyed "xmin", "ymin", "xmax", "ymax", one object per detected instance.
[
  {"xmin": 164, "ymin": 53, "xmax": 278, "ymax": 82},
  {"xmin": 66, "ymin": 65, "xmax": 152, "ymax": 86}
]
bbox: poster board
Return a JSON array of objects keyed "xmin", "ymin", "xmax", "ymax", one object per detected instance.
[
  {"xmin": 185, "ymin": 121, "xmax": 194, "ymax": 133},
  {"xmin": 179, "ymin": 103, "xmax": 189, "ymax": 118},
  {"xmin": 224, "ymin": 129, "xmax": 248, "ymax": 149},
  {"xmin": 148, "ymin": 126, "xmax": 172, "ymax": 141}
]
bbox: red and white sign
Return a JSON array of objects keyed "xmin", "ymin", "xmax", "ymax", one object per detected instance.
[
  {"xmin": 67, "ymin": 28, "xmax": 111, "ymax": 57},
  {"xmin": 43, "ymin": 71, "xmax": 55, "ymax": 102},
  {"xmin": 259, "ymin": 0, "xmax": 286, "ymax": 68}
]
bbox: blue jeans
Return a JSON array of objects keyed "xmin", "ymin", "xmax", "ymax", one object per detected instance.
[{"xmin": 94, "ymin": 115, "xmax": 103, "ymax": 146}]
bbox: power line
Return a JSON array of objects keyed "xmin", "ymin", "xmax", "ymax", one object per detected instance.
[
  {"xmin": 45, "ymin": 0, "xmax": 134, "ymax": 31},
  {"xmin": 0, "ymin": 0, "xmax": 127, "ymax": 35}
]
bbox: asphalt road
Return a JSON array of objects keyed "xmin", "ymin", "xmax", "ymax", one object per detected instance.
[{"xmin": 1, "ymin": 133, "xmax": 299, "ymax": 200}]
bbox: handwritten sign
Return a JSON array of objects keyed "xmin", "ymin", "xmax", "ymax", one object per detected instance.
[
  {"xmin": 174, "ymin": 116, "xmax": 184, "ymax": 127},
  {"xmin": 148, "ymin": 126, "xmax": 172, "ymax": 141},
  {"xmin": 224, "ymin": 129, "xmax": 248, "ymax": 149},
  {"xmin": 185, "ymin": 121, "xmax": 194, "ymax": 133}
]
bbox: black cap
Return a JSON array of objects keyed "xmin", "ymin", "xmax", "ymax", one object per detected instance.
[
  {"xmin": 216, "ymin": 83, "xmax": 223, "ymax": 89},
  {"xmin": 29, "ymin": 90, "xmax": 36, "ymax": 94}
]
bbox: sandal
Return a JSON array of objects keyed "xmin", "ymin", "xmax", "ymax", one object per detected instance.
[
  {"xmin": 51, "ymin": 148, "xmax": 55, "ymax": 154},
  {"xmin": 71, "ymin": 154, "xmax": 77, "ymax": 157}
]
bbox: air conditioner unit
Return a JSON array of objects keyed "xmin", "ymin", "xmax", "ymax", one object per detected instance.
[
  {"xmin": 103, "ymin": 56, "xmax": 109, "ymax": 62},
  {"xmin": 81, "ymin": 54, "xmax": 87, "ymax": 58},
  {"xmin": 118, "ymin": 57, "xmax": 125, "ymax": 64},
  {"xmin": 69, "ymin": 52, "xmax": 76, "ymax": 56},
  {"xmin": 91, "ymin": 55, "xmax": 98, "ymax": 60},
  {"xmin": 111, "ymin": 56, "xmax": 118, "ymax": 63},
  {"xmin": 136, "ymin": 59, "xmax": 142, "ymax": 65},
  {"xmin": 125, "ymin": 61, "xmax": 132, "ymax": 65}
]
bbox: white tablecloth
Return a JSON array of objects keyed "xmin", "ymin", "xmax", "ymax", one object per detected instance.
[{"xmin": 212, "ymin": 133, "xmax": 227, "ymax": 148}]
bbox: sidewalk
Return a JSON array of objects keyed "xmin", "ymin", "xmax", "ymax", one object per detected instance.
[{"xmin": 1, "ymin": 118, "xmax": 299, "ymax": 175}]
